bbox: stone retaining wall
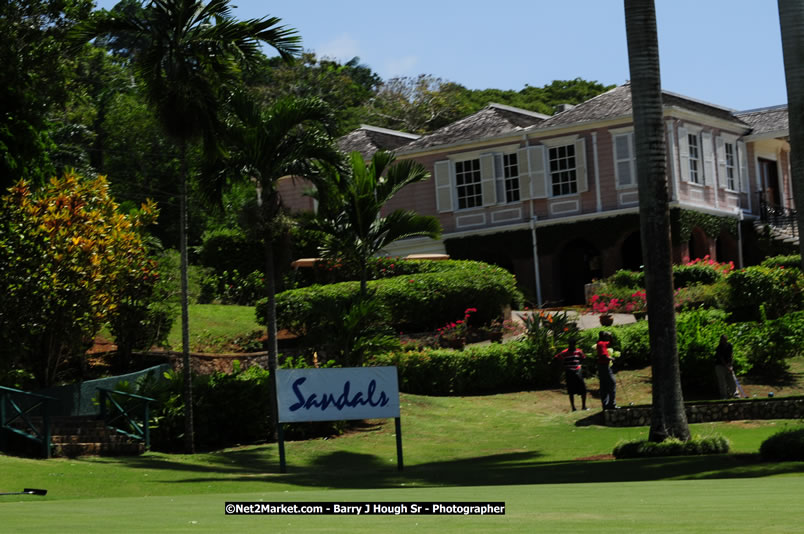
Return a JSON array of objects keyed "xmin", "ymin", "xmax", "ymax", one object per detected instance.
[{"xmin": 603, "ymin": 396, "xmax": 804, "ymax": 426}]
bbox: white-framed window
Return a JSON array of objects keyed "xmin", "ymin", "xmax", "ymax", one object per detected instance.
[
  {"xmin": 724, "ymin": 142, "xmax": 736, "ymax": 191},
  {"xmin": 495, "ymin": 153, "xmax": 520, "ymax": 203},
  {"xmin": 613, "ymin": 132, "xmax": 636, "ymax": 187},
  {"xmin": 549, "ymin": 144, "xmax": 577, "ymax": 196},
  {"xmin": 455, "ymin": 158, "xmax": 482, "ymax": 209},
  {"xmin": 688, "ymin": 133, "xmax": 700, "ymax": 184}
]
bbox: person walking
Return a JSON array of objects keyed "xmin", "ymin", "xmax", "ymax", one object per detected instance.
[
  {"xmin": 596, "ymin": 331, "xmax": 618, "ymax": 410},
  {"xmin": 714, "ymin": 334, "xmax": 738, "ymax": 399},
  {"xmin": 555, "ymin": 338, "xmax": 587, "ymax": 411}
]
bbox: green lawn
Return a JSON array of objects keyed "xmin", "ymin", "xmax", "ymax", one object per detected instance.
[
  {"xmin": 4, "ymin": 478, "xmax": 804, "ymax": 533},
  {"xmin": 165, "ymin": 304, "xmax": 263, "ymax": 352},
  {"xmin": 2, "ymin": 389, "xmax": 803, "ymax": 532}
]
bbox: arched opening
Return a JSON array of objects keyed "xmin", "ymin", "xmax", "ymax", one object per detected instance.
[
  {"xmin": 715, "ymin": 230, "xmax": 738, "ymax": 264},
  {"xmin": 621, "ymin": 231, "xmax": 643, "ymax": 271},
  {"xmin": 559, "ymin": 239, "xmax": 601, "ymax": 305},
  {"xmin": 687, "ymin": 227, "xmax": 708, "ymax": 262}
]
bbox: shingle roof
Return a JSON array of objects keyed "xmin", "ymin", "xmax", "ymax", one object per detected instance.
[
  {"xmin": 735, "ymin": 105, "xmax": 789, "ymax": 137},
  {"xmin": 401, "ymin": 103, "xmax": 549, "ymax": 152},
  {"xmin": 337, "ymin": 125, "xmax": 420, "ymax": 160},
  {"xmin": 535, "ymin": 83, "xmax": 746, "ymax": 130}
]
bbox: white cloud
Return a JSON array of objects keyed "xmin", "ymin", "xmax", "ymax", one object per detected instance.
[
  {"xmin": 384, "ymin": 56, "xmax": 419, "ymax": 78},
  {"xmin": 317, "ymin": 33, "xmax": 360, "ymax": 61}
]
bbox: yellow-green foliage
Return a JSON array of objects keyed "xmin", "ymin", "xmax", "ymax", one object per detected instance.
[{"xmin": 0, "ymin": 172, "xmax": 158, "ymax": 386}]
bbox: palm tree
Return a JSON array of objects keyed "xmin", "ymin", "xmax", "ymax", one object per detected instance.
[
  {"xmin": 779, "ymin": 0, "xmax": 804, "ymax": 270},
  {"xmin": 311, "ymin": 151, "xmax": 442, "ymax": 297},
  {"xmin": 624, "ymin": 0, "xmax": 690, "ymax": 441},
  {"xmin": 213, "ymin": 91, "xmax": 341, "ymax": 435},
  {"xmin": 70, "ymin": 0, "xmax": 301, "ymax": 453}
]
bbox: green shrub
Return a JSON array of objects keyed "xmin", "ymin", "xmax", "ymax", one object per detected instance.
[
  {"xmin": 725, "ymin": 266, "xmax": 804, "ymax": 320},
  {"xmin": 613, "ymin": 435, "xmax": 729, "ymax": 459},
  {"xmin": 759, "ymin": 427, "xmax": 804, "ymax": 461},
  {"xmin": 262, "ymin": 260, "xmax": 523, "ymax": 335},
  {"xmin": 141, "ymin": 361, "xmax": 344, "ymax": 451},
  {"xmin": 199, "ymin": 269, "xmax": 264, "ymax": 305},
  {"xmin": 609, "ymin": 269, "xmax": 644, "ymax": 288},
  {"xmin": 729, "ymin": 311, "xmax": 804, "ymax": 377},
  {"xmin": 761, "ymin": 254, "xmax": 802, "ymax": 271},
  {"xmin": 141, "ymin": 364, "xmax": 273, "ymax": 451},
  {"xmin": 198, "ymin": 227, "xmax": 263, "ymax": 275},
  {"xmin": 675, "ymin": 309, "xmax": 738, "ymax": 392},
  {"xmin": 673, "ymin": 280, "xmax": 729, "ymax": 311},
  {"xmin": 289, "ymin": 257, "xmax": 467, "ymax": 288},
  {"xmin": 578, "ymin": 320, "xmax": 651, "ymax": 370},
  {"xmin": 369, "ymin": 339, "xmax": 560, "ymax": 396},
  {"xmin": 673, "ymin": 263, "xmax": 724, "ymax": 288}
]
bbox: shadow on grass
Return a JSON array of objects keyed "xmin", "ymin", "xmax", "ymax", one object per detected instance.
[{"xmin": 95, "ymin": 447, "xmax": 804, "ymax": 490}]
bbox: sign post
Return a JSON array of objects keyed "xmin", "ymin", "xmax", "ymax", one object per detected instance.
[{"xmin": 275, "ymin": 367, "xmax": 402, "ymax": 472}]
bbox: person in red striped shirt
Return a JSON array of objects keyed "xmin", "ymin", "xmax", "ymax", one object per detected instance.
[{"xmin": 554, "ymin": 338, "xmax": 588, "ymax": 411}]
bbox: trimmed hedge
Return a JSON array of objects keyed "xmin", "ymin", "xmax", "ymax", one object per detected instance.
[
  {"xmin": 759, "ymin": 427, "xmax": 804, "ymax": 461},
  {"xmin": 369, "ymin": 340, "xmax": 560, "ymax": 395},
  {"xmin": 613, "ymin": 435, "xmax": 730, "ymax": 459},
  {"xmin": 761, "ymin": 254, "xmax": 802, "ymax": 270},
  {"xmin": 261, "ymin": 260, "xmax": 524, "ymax": 335},
  {"xmin": 725, "ymin": 265, "xmax": 804, "ymax": 320},
  {"xmin": 672, "ymin": 263, "xmax": 723, "ymax": 288},
  {"xmin": 578, "ymin": 310, "xmax": 804, "ymax": 388}
]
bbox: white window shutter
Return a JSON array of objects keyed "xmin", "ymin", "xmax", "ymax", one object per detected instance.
[
  {"xmin": 716, "ymin": 137, "xmax": 727, "ymax": 189},
  {"xmin": 434, "ymin": 160, "xmax": 453, "ymax": 213},
  {"xmin": 702, "ymin": 132, "xmax": 714, "ymax": 187},
  {"xmin": 737, "ymin": 140, "xmax": 749, "ymax": 193},
  {"xmin": 678, "ymin": 127, "xmax": 690, "ymax": 182},
  {"xmin": 517, "ymin": 147, "xmax": 531, "ymax": 200},
  {"xmin": 575, "ymin": 137, "xmax": 588, "ymax": 193},
  {"xmin": 629, "ymin": 133, "xmax": 637, "ymax": 187},
  {"xmin": 530, "ymin": 145, "xmax": 548, "ymax": 198},
  {"xmin": 494, "ymin": 154, "xmax": 504, "ymax": 203},
  {"xmin": 480, "ymin": 153, "xmax": 497, "ymax": 206}
]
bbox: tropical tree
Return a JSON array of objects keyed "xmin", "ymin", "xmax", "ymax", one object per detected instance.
[
  {"xmin": 0, "ymin": 173, "xmax": 158, "ymax": 388},
  {"xmin": 0, "ymin": 0, "xmax": 95, "ymax": 189},
  {"xmin": 69, "ymin": 0, "xmax": 301, "ymax": 453},
  {"xmin": 310, "ymin": 151, "xmax": 442, "ymax": 296},
  {"xmin": 624, "ymin": 0, "xmax": 690, "ymax": 441},
  {"xmin": 211, "ymin": 92, "xmax": 340, "ymax": 433},
  {"xmin": 779, "ymin": 0, "xmax": 804, "ymax": 270}
]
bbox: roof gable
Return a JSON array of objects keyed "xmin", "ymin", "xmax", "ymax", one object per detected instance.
[
  {"xmin": 402, "ymin": 103, "xmax": 548, "ymax": 152},
  {"xmin": 735, "ymin": 105, "xmax": 789, "ymax": 137},
  {"xmin": 535, "ymin": 83, "xmax": 746, "ymax": 130},
  {"xmin": 337, "ymin": 125, "xmax": 420, "ymax": 160}
]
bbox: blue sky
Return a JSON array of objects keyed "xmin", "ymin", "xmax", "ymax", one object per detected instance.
[{"xmin": 94, "ymin": 0, "xmax": 788, "ymax": 111}]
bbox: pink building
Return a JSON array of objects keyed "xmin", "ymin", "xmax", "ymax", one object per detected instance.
[{"xmin": 279, "ymin": 84, "xmax": 795, "ymax": 305}]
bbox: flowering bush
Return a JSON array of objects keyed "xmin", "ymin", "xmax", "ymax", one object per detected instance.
[
  {"xmin": 588, "ymin": 294, "xmax": 621, "ymax": 315},
  {"xmin": 685, "ymin": 255, "xmax": 735, "ymax": 275},
  {"xmin": 436, "ymin": 308, "xmax": 476, "ymax": 349}
]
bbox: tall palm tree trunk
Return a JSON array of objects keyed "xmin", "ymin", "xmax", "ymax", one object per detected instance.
[
  {"xmin": 264, "ymin": 237, "xmax": 280, "ymax": 441},
  {"xmin": 625, "ymin": 0, "xmax": 690, "ymax": 442},
  {"xmin": 779, "ymin": 0, "xmax": 804, "ymax": 270},
  {"xmin": 258, "ymin": 188, "xmax": 281, "ymax": 441},
  {"xmin": 179, "ymin": 141, "xmax": 195, "ymax": 454}
]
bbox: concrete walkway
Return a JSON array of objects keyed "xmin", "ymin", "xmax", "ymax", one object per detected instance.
[{"xmin": 511, "ymin": 310, "xmax": 637, "ymax": 331}]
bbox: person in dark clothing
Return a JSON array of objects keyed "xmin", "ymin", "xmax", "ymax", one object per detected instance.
[
  {"xmin": 554, "ymin": 338, "xmax": 587, "ymax": 411},
  {"xmin": 596, "ymin": 331, "xmax": 618, "ymax": 410},
  {"xmin": 714, "ymin": 334, "xmax": 738, "ymax": 399}
]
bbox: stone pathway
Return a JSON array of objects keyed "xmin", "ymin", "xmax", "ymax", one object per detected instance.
[{"xmin": 511, "ymin": 310, "xmax": 637, "ymax": 331}]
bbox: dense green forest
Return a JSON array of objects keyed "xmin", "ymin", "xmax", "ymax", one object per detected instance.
[{"xmin": 1, "ymin": 0, "xmax": 613, "ymax": 250}]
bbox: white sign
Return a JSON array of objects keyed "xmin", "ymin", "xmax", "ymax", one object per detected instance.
[{"xmin": 276, "ymin": 367, "xmax": 400, "ymax": 423}]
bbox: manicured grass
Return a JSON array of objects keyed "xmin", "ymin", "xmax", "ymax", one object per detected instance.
[
  {"xmin": 2, "ymin": 390, "xmax": 804, "ymax": 531},
  {"xmin": 165, "ymin": 304, "xmax": 263, "ymax": 351},
  {"xmin": 2, "ymin": 478, "xmax": 804, "ymax": 533}
]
